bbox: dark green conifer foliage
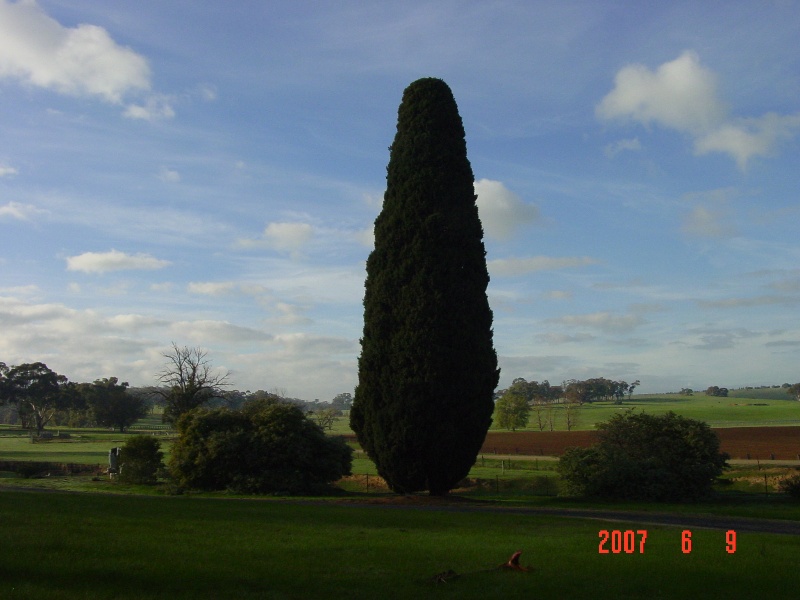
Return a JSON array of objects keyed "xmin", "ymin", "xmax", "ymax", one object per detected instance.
[{"xmin": 351, "ymin": 78, "xmax": 499, "ymax": 496}]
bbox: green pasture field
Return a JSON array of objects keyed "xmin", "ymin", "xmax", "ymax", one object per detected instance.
[
  {"xmin": 507, "ymin": 393, "xmax": 800, "ymax": 431},
  {"xmin": 728, "ymin": 387, "xmax": 794, "ymax": 400},
  {"xmin": 331, "ymin": 393, "xmax": 800, "ymax": 433},
  {"xmin": 1, "ymin": 491, "xmax": 799, "ymax": 600},
  {"xmin": 0, "ymin": 425, "xmax": 174, "ymax": 465}
]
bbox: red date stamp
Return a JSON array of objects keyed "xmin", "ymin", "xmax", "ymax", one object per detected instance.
[
  {"xmin": 598, "ymin": 529, "xmax": 737, "ymax": 554},
  {"xmin": 598, "ymin": 529, "xmax": 648, "ymax": 554}
]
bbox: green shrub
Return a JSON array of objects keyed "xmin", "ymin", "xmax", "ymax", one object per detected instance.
[
  {"xmin": 119, "ymin": 435, "xmax": 164, "ymax": 485},
  {"xmin": 779, "ymin": 474, "xmax": 800, "ymax": 499},
  {"xmin": 557, "ymin": 410, "xmax": 729, "ymax": 501},
  {"xmin": 169, "ymin": 399, "xmax": 353, "ymax": 494}
]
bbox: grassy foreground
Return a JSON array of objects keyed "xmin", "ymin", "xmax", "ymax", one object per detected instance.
[{"xmin": 1, "ymin": 490, "xmax": 799, "ymax": 600}]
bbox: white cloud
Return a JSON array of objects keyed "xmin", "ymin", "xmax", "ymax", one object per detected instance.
[
  {"xmin": 543, "ymin": 290, "xmax": 573, "ymax": 300},
  {"xmin": 149, "ymin": 282, "xmax": 174, "ymax": 293},
  {"xmin": 187, "ymin": 281, "xmax": 238, "ymax": 296},
  {"xmin": 597, "ymin": 50, "xmax": 724, "ymax": 133},
  {"xmin": 696, "ymin": 295, "xmax": 800, "ymax": 309},
  {"xmin": 170, "ymin": 320, "xmax": 273, "ymax": 343},
  {"xmin": 65, "ymin": 249, "xmax": 171, "ymax": 273},
  {"xmin": 0, "ymin": 284, "xmax": 39, "ymax": 296},
  {"xmin": 273, "ymin": 302, "xmax": 312, "ymax": 326},
  {"xmin": 549, "ymin": 311, "xmax": 646, "ymax": 334},
  {"xmin": 124, "ymin": 93, "xmax": 175, "ymax": 121},
  {"xmin": 106, "ymin": 314, "xmax": 167, "ymax": 331},
  {"xmin": 0, "ymin": 164, "xmax": 18, "ymax": 177},
  {"xmin": 0, "ymin": 293, "xmax": 355, "ymax": 398},
  {"xmin": 0, "ymin": 201, "xmax": 47, "ymax": 220},
  {"xmin": 158, "ymin": 167, "xmax": 181, "ymax": 183},
  {"xmin": 273, "ymin": 332, "xmax": 356, "ymax": 356},
  {"xmin": 603, "ymin": 137, "xmax": 641, "ymax": 158},
  {"xmin": 598, "ymin": 50, "xmax": 800, "ymax": 169},
  {"xmin": 0, "ymin": 0, "xmax": 150, "ymax": 103},
  {"xmin": 537, "ymin": 332, "xmax": 596, "ymax": 345},
  {"xmin": 694, "ymin": 113, "xmax": 800, "ymax": 170},
  {"xmin": 238, "ymin": 222, "xmax": 315, "ymax": 254},
  {"xmin": 264, "ymin": 222, "xmax": 314, "ymax": 252},
  {"xmin": 474, "ymin": 179, "xmax": 539, "ymax": 241},
  {"xmin": 196, "ymin": 83, "xmax": 217, "ymax": 102},
  {"xmin": 488, "ymin": 255, "xmax": 599, "ymax": 277},
  {"xmin": 354, "ymin": 224, "xmax": 374, "ymax": 248},
  {"xmin": 681, "ymin": 204, "xmax": 736, "ymax": 238}
]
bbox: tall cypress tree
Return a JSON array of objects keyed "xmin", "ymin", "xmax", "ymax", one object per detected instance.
[{"xmin": 351, "ymin": 78, "xmax": 499, "ymax": 496}]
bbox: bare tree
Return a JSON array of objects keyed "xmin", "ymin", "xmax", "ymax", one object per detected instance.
[
  {"xmin": 157, "ymin": 343, "xmax": 231, "ymax": 425},
  {"xmin": 563, "ymin": 398, "xmax": 581, "ymax": 431}
]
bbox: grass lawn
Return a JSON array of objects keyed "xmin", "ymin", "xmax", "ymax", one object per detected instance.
[
  {"xmin": 1, "ymin": 490, "xmax": 799, "ymax": 600},
  {"xmin": 3, "ymin": 405, "xmax": 800, "ymax": 599},
  {"xmin": 0, "ymin": 425, "xmax": 174, "ymax": 465}
]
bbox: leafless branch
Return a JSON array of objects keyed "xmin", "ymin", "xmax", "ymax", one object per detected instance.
[{"xmin": 157, "ymin": 343, "xmax": 231, "ymax": 393}]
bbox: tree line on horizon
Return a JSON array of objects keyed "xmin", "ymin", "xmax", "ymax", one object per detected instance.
[
  {"xmin": 492, "ymin": 377, "xmax": 640, "ymax": 432},
  {"xmin": 0, "ymin": 349, "xmax": 354, "ymax": 435}
]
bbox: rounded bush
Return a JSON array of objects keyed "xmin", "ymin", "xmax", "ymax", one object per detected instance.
[
  {"xmin": 119, "ymin": 435, "xmax": 164, "ymax": 485},
  {"xmin": 169, "ymin": 399, "xmax": 353, "ymax": 495},
  {"xmin": 779, "ymin": 474, "xmax": 800, "ymax": 500},
  {"xmin": 557, "ymin": 410, "xmax": 729, "ymax": 502}
]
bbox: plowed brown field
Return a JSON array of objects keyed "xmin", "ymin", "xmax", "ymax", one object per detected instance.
[{"xmin": 481, "ymin": 426, "xmax": 800, "ymax": 460}]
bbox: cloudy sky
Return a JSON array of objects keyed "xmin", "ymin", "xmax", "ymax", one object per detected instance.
[{"xmin": 1, "ymin": 1, "xmax": 799, "ymax": 400}]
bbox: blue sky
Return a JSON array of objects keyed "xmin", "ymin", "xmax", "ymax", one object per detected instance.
[{"xmin": 1, "ymin": 0, "xmax": 799, "ymax": 400}]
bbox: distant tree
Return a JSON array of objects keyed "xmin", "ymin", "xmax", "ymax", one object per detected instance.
[
  {"xmin": 119, "ymin": 435, "xmax": 164, "ymax": 485},
  {"xmin": 218, "ymin": 389, "xmax": 248, "ymax": 410},
  {"xmin": 2, "ymin": 363, "xmax": 70, "ymax": 435},
  {"xmin": 0, "ymin": 362, "xmax": 8, "ymax": 402},
  {"xmin": 627, "ymin": 379, "xmax": 640, "ymax": 400},
  {"xmin": 156, "ymin": 343, "xmax": 231, "ymax": 425},
  {"xmin": 310, "ymin": 407, "xmax": 341, "ymax": 431},
  {"xmin": 680, "ymin": 388, "xmax": 694, "ymax": 396},
  {"xmin": 513, "ymin": 379, "xmax": 560, "ymax": 432},
  {"xmin": 563, "ymin": 398, "xmax": 581, "ymax": 431},
  {"xmin": 494, "ymin": 390, "xmax": 530, "ymax": 431},
  {"xmin": 245, "ymin": 390, "xmax": 283, "ymax": 403},
  {"xmin": 611, "ymin": 380, "xmax": 629, "ymax": 404},
  {"xmin": 564, "ymin": 380, "xmax": 595, "ymax": 404},
  {"xmin": 330, "ymin": 393, "xmax": 353, "ymax": 411},
  {"xmin": 351, "ymin": 77, "xmax": 499, "ymax": 496},
  {"xmin": 169, "ymin": 399, "xmax": 352, "ymax": 494},
  {"xmin": 705, "ymin": 386, "xmax": 729, "ymax": 397},
  {"xmin": 787, "ymin": 383, "xmax": 800, "ymax": 402},
  {"xmin": 535, "ymin": 380, "xmax": 562, "ymax": 403},
  {"xmin": 84, "ymin": 378, "xmax": 148, "ymax": 432},
  {"xmin": 558, "ymin": 410, "xmax": 729, "ymax": 501}
]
